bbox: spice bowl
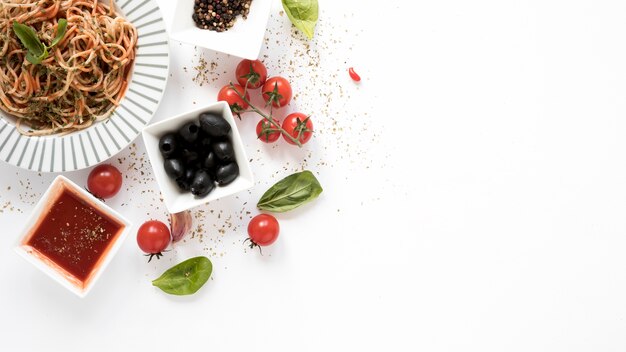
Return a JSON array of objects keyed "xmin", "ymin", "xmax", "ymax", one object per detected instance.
[
  {"xmin": 14, "ymin": 176, "xmax": 132, "ymax": 298},
  {"xmin": 142, "ymin": 101, "xmax": 255, "ymax": 214},
  {"xmin": 168, "ymin": 0, "xmax": 272, "ymax": 59}
]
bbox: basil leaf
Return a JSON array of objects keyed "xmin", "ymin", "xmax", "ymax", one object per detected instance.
[
  {"xmin": 257, "ymin": 170, "xmax": 323, "ymax": 212},
  {"xmin": 25, "ymin": 51, "xmax": 41, "ymax": 65},
  {"xmin": 50, "ymin": 19, "xmax": 68, "ymax": 47},
  {"xmin": 152, "ymin": 256, "xmax": 212, "ymax": 296},
  {"xmin": 281, "ymin": 0, "xmax": 318, "ymax": 39},
  {"xmin": 12, "ymin": 22, "xmax": 45, "ymax": 57}
]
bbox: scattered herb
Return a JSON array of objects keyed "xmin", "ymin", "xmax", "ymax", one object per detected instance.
[
  {"xmin": 152, "ymin": 256, "xmax": 212, "ymax": 296},
  {"xmin": 281, "ymin": 0, "xmax": 319, "ymax": 39},
  {"xmin": 257, "ymin": 170, "xmax": 323, "ymax": 212},
  {"xmin": 12, "ymin": 19, "xmax": 67, "ymax": 65}
]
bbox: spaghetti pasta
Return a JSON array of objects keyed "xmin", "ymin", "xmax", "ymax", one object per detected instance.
[{"xmin": 0, "ymin": 0, "xmax": 137, "ymax": 136}]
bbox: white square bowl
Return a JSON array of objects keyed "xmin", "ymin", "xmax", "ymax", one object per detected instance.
[
  {"xmin": 169, "ymin": 0, "xmax": 272, "ymax": 59},
  {"xmin": 14, "ymin": 176, "xmax": 132, "ymax": 298},
  {"xmin": 142, "ymin": 101, "xmax": 254, "ymax": 214}
]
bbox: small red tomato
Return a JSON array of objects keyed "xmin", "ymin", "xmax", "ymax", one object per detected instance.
[
  {"xmin": 256, "ymin": 118, "xmax": 281, "ymax": 143},
  {"xmin": 348, "ymin": 67, "xmax": 361, "ymax": 82},
  {"xmin": 262, "ymin": 76, "xmax": 292, "ymax": 108},
  {"xmin": 137, "ymin": 220, "xmax": 171, "ymax": 262},
  {"xmin": 217, "ymin": 84, "xmax": 250, "ymax": 113},
  {"xmin": 247, "ymin": 214, "xmax": 280, "ymax": 247},
  {"xmin": 282, "ymin": 112, "xmax": 313, "ymax": 146},
  {"xmin": 236, "ymin": 59, "xmax": 268, "ymax": 89},
  {"xmin": 87, "ymin": 164, "xmax": 123, "ymax": 199}
]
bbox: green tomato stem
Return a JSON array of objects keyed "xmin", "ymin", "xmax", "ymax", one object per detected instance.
[{"xmin": 228, "ymin": 82, "xmax": 302, "ymax": 147}]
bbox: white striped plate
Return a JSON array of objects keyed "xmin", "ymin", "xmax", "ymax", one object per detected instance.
[{"xmin": 0, "ymin": 0, "xmax": 170, "ymax": 172}]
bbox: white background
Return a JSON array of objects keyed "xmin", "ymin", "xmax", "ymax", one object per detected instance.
[{"xmin": 2, "ymin": 0, "xmax": 626, "ymax": 351}]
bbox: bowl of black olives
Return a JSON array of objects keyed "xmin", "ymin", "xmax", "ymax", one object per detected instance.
[{"xmin": 142, "ymin": 102, "xmax": 254, "ymax": 213}]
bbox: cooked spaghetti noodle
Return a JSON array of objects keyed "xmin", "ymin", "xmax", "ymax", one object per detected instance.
[{"xmin": 0, "ymin": 0, "xmax": 137, "ymax": 136}]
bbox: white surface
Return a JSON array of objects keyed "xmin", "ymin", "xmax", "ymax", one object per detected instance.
[
  {"xmin": 2, "ymin": 0, "xmax": 626, "ymax": 351},
  {"xmin": 169, "ymin": 0, "xmax": 272, "ymax": 59},
  {"xmin": 142, "ymin": 101, "xmax": 254, "ymax": 213},
  {"xmin": 14, "ymin": 176, "xmax": 132, "ymax": 298}
]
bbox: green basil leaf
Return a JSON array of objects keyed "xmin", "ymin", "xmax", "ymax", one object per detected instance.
[
  {"xmin": 50, "ymin": 19, "xmax": 68, "ymax": 47},
  {"xmin": 24, "ymin": 46, "xmax": 48, "ymax": 65},
  {"xmin": 257, "ymin": 170, "xmax": 323, "ymax": 212},
  {"xmin": 281, "ymin": 0, "xmax": 319, "ymax": 39},
  {"xmin": 152, "ymin": 256, "xmax": 212, "ymax": 296},
  {"xmin": 25, "ymin": 51, "xmax": 41, "ymax": 65},
  {"xmin": 12, "ymin": 22, "xmax": 45, "ymax": 57}
]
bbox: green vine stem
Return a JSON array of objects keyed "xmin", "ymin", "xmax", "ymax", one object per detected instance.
[{"xmin": 229, "ymin": 82, "xmax": 303, "ymax": 147}]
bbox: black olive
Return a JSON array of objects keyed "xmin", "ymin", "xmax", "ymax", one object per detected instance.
[
  {"xmin": 212, "ymin": 140, "xmax": 235, "ymax": 161},
  {"xmin": 159, "ymin": 133, "xmax": 178, "ymax": 158},
  {"xmin": 206, "ymin": 167, "xmax": 217, "ymax": 181},
  {"xmin": 181, "ymin": 148, "xmax": 199, "ymax": 165},
  {"xmin": 175, "ymin": 168, "xmax": 196, "ymax": 191},
  {"xmin": 164, "ymin": 158, "xmax": 185, "ymax": 179},
  {"xmin": 191, "ymin": 160, "xmax": 204, "ymax": 172},
  {"xmin": 175, "ymin": 178, "xmax": 188, "ymax": 191},
  {"xmin": 179, "ymin": 121, "xmax": 200, "ymax": 144},
  {"xmin": 203, "ymin": 151, "xmax": 217, "ymax": 169},
  {"xmin": 215, "ymin": 162, "xmax": 239, "ymax": 186},
  {"xmin": 197, "ymin": 136, "xmax": 212, "ymax": 151},
  {"xmin": 190, "ymin": 170, "xmax": 215, "ymax": 197},
  {"xmin": 199, "ymin": 112, "xmax": 231, "ymax": 137},
  {"xmin": 197, "ymin": 126, "xmax": 209, "ymax": 137},
  {"xmin": 194, "ymin": 127, "xmax": 210, "ymax": 146}
]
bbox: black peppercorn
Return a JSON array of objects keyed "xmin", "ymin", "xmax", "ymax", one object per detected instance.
[{"xmin": 192, "ymin": 0, "xmax": 253, "ymax": 32}]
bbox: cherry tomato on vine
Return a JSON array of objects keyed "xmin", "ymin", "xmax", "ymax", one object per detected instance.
[
  {"xmin": 247, "ymin": 214, "xmax": 280, "ymax": 247},
  {"xmin": 282, "ymin": 112, "xmax": 313, "ymax": 145},
  {"xmin": 256, "ymin": 118, "xmax": 281, "ymax": 143},
  {"xmin": 137, "ymin": 220, "xmax": 171, "ymax": 262},
  {"xmin": 236, "ymin": 59, "xmax": 267, "ymax": 89},
  {"xmin": 262, "ymin": 76, "xmax": 292, "ymax": 108},
  {"xmin": 87, "ymin": 164, "xmax": 122, "ymax": 199},
  {"xmin": 218, "ymin": 84, "xmax": 250, "ymax": 113}
]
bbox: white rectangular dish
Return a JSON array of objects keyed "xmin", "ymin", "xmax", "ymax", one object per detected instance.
[
  {"xmin": 142, "ymin": 101, "xmax": 254, "ymax": 213},
  {"xmin": 14, "ymin": 176, "xmax": 132, "ymax": 298},
  {"xmin": 169, "ymin": 0, "xmax": 272, "ymax": 59}
]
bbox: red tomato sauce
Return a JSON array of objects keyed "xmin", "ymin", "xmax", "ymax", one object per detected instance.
[{"xmin": 25, "ymin": 189, "xmax": 123, "ymax": 284}]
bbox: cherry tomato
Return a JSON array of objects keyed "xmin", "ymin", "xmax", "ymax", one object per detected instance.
[
  {"xmin": 137, "ymin": 220, "xmax": 171, "ymax": 262},
  {"xmin": 236, "ymin": 59, "xmax": 267, "ymax": 89},
  {"xmin": 256, "ymin": 118, "xmax": 281, "ymax": 143},
  {"xmin": 262, "ymin": 76, "xmax": 292, "ymax": 108},
  {"xmin": 348, "ymin": 67, "xmax": 361, "ymax": 82},
  {"xmin": 247, "ymin": 214, "xmax": 280, "ymax": 247},
  {"xmin": 87, "ymin": 164, "xmax": 123, "ymax": 199},
  {"xmin": 217, "ymin": 84, "xmax": 250, "ymax": 112},
  {"xmin": 282, "ymin": 112, "xmax": 313, "ymax": 145}
]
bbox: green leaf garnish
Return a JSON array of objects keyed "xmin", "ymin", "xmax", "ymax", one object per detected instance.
[
  {"xmin": 257, "ymin": 170, "xmax": 323, "ymax": 213},
  {"xmin": 50, "ymin": 19, "xmax": 68, "ymax": 47},
  {"xmin": 152, "ymin": 257, "xmax": 212, "ymax": 296},
  {"xmin": 13, "ymin": 22, "xmax": 45, "ymax": 62},
  {"xmin": 281, "ymin": 0, "xmax": 319, "ymax": 39},
  {"xmin": 12, "ymin": 19, "xmax": 68, "ymax": 65}
]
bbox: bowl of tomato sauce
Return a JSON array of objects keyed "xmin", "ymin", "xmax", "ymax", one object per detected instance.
[{"xmin": 14, "ymin": 176, "xmax": 131, "ymax": 298}]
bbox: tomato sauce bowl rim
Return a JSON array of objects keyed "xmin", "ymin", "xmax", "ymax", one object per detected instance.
[{"xmin": 13, "ymin": 175, "xmax": 132, "ymax": 298}]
